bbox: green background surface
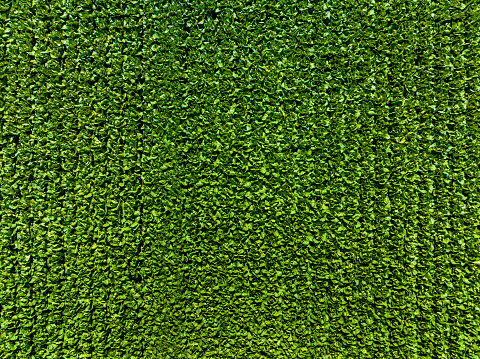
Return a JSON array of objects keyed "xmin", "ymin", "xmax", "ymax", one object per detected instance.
[{"xmin": 1, "ymin": 1, "xmax": 480, "ymax": 358}]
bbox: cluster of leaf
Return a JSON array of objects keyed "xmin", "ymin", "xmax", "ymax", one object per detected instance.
[{"xmin": 1, "ymin": 0, "xmax": 480, "ymax": 358}]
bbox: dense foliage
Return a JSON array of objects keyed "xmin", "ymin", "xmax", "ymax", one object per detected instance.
[{"xmin": 1, "ymin": 0, "xmax": 480, "ymax": 358}]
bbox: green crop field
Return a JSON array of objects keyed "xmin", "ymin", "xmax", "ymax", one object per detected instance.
[{"xmin": 1, "ymin": 0, "xmax": 480, "ymax": 358}]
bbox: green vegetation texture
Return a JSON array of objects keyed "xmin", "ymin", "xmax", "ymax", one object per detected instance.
[{"xmin": 1, "ymin": 0, "xmax": 480, "ymax": 358}]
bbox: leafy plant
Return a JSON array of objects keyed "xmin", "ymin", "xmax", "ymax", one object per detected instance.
[{"xmin": 1, "ymin": 1, "xmax": 479, "ymax": 358}]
